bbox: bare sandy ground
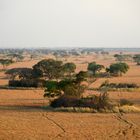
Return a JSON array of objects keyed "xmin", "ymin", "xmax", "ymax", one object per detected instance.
[
  {"xmin": 0, "ymin": 88, "xmax": 140, "ymax": 140},
  {"xmin": 0, "ymin": 110, "xmax": 140, "ymax": 140},
  {"xmin": 0, "ymin": 53, "xmax": 140, "ymax": 140}
]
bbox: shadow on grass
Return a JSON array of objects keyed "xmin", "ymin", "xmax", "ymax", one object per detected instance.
[
  {"xmin": 0, "ymin": 76, "xmax": 9, "ymax": 79},
  {"xmin": 0, "ymin": 105, "xmax": 97, "ymax": 113},
  {"xmin": 0, "ymin": 85, "xmax": 42, "ymax": 90},
  {"xmin": 0, "ymin": 105, "xmax": 52, "ymax": 112}
]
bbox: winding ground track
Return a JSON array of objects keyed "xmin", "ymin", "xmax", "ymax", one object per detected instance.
[
  {"xmin": 109, "ymin": 113, "xmax": 140, "ymax": 139},
  {"xmin": 0, "ymin": 89, "xmax": 140, "ymax": 140},
  {"xmin": 0, "ymin": 107, "xmax": 140, "ymax": 140}
]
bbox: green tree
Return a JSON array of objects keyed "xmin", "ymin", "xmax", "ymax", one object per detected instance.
[
  {"xmin": 106, "ymin": 62, "xmax": 129, "ymax": 76},
  {"xmin": 33, "ymin": 59, "xmax": 63, "ymax": 80},
  {"xmin": 44, "ymin": 81, "xmax": 61, "ymax": 99},
  {"xmin": 63, "ymin": 62, "xmax": 76, "ymax": 77},
  {"xmin": 133, "ymin": 54, "xmax": 140, "ymax": 65},
  {"xmin": 44, "ymin": 71, "xmax": 89, "ymax": 100},
  {"xmin": 114, "ymin": 54, "xmax": 132, "ymax": 62},
  {"xmin": 7, "ymin": 53, "xmax": 24, "ymax": 62},
  {"xmin": 0, "ymin": 59, "xmax": 13, "ymax": 70},
  {"xmin": 88, "ymin": 62, "xmax": 104, "ymax": 75},
  {"xmin": 63, "ymin": 84, "xmax": 85, "ymax": 98},
  {"xmin": 5, "ymin": 68, "xmax": 33, "ymax": 80},
  {"xmin": 76, "ymin": 71, "xmax": 89, "ymax": 83}
]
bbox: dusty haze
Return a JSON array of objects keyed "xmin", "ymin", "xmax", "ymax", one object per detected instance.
[{"xmin": 0, "ymin": 0, "xmax": 140, "ymax": 48}]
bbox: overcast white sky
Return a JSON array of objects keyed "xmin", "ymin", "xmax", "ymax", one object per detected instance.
[{"xmin": 0, "ymin": 0, "xmax": 140, "ymax": 48}]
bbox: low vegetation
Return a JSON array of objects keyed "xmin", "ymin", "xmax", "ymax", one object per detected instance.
[
  {"xmin": 50, "ymin": 91, "xmax": 114, "ymax": 111},
  {"xmin": 0, "ymin": 50, "xmax": 140, "ymax": 112},
  {"xmin": 120, "ymin": 99, "xmax": 134, "ymax": 106},
  {"xmin": 0, "ymin": 59, "xmax": 13, "ymax": 70},
  {"xmin": 3, "ymin": 55, "xmax": 138, "ymax": 113},
  {"xmin": 100, "ymin": 81, "xmax": 139, "ymax": 89},
  {"xmin": 114, "ymin": 54, "xmax": 133, "ymax": 62},
  {"xmin": 133, "ymin": 54, "xmax": 140, "ymax": 65}
]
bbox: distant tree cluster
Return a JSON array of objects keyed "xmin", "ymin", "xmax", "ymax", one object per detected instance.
[
  {"xmin": 133, "ymin": 54, "xmax": 140, "ymax": 65},
  {"xmin": 6, "ymin": 58, "xmax": 130, "ymax": 88},
  {"xmin": 100, "ymin": 80, "xmax": 139, "ymax": 89},
  {"xmin": 0, "ymin": 59, "xmax": 13, "ymax": 70},
  {"xmin": 7, "ymin": 53, "xmax": 24, "ymax": 62},
  {"xmin": 6, "ymin": 59, "xmax": 78, "ymax": 87},
  {"xmin": 114, "ymin": 53, "xmax": 140, "ymax": 66},
  {"xmin": 114, "ymin": 54, "xmax": 133, "ymax": 62}
]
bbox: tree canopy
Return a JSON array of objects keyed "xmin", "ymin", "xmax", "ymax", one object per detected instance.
[
  {"xmin": 106, "ymin": 62, "xmax": 129, "ymax": 76},
  {"xmin": 133, "ymin": 54, "xmax": 140, "ymax": 65},
  {"xmin": 0, "ymin": 59, "xmax": 13, "ymax": 70},
  {"xmin": 88, "ymin": 62, "xmax": 104, "ymax": 75},
  {"xmin": 33, "ymin": 59, "xmax": 63, "ymax": 80},
  {"xmin": 63, "ymin": 62, "xmax": 76, "ymax": 76},
  {"xmin": 7, "ymin": 53, "xmax": 24, "ymax": 62},
  {"xmin": 5, "ymin": 68, "xmax": 33, "ymax": 80},
  {"xmin": 44, "ymin": 70, "xmax": 89, "ymax": 99},
  {"xmin": 114, "ymin": 54, "xmax": 132, "ymax": 62}
]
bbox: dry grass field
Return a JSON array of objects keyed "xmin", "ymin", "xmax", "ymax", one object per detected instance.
[{"xmin": 0, "ymin": 53, "xmax": 140, "ymax": 140}]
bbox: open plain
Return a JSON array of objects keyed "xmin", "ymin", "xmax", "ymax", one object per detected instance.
[{"xmin": 0, "ymin": 52, "xmax": 140, "ymax": 140}]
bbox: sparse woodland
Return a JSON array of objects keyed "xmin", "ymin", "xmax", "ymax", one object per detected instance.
[{"xmin": 2, "ymin": 49, "xmax": 138, "ymax": 112}]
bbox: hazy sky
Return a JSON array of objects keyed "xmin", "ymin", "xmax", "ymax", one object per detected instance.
[{"xmin": 0, "ymin": 0, "xmax": 140, "ymax": 48}]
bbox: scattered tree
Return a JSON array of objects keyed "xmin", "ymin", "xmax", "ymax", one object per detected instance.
[
  {"xmin": 88, "ymin": 62, "xmax": 104, "ymax": 75},
  {"xmin": 5, "ymin": 68, "xmax": 33, "ymax": 80},
  {"xmin": 44, "ymin": 71, "xmax": 89, "ymax": 100},
  {"xmin": 106, "ymin": 62, "xmax": 129, "ymax": 76},
  {"xmin": 7, "ymin": 53, "xmax": 24, "ymax": 62},
  {"xmin": 114, "ymin": 54, "xmax": 132, "ymax": 62},
  {"xmin": 63, "ymin": 62, "xmax": 76, "ymax": 77},
  {"xmin": 0, "ymin": 59, "xmax": 13, "ymax": 70},
  {"xmin": 33, "ymin": 59, "xmax": 63, "ymax": 80},
  {"xmin": 133, "ymin": 54, "xmax": 140, "ymax": 65}
]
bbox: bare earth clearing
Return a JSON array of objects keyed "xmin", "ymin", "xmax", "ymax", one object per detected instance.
[{"xmin": 0, "ymin": 53, "xmax": 140, "ymax": 140}]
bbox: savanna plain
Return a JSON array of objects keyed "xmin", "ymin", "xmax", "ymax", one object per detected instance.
[{"xmin": 0, "ymin": 49, "xmax": 140, "ymax": 140}]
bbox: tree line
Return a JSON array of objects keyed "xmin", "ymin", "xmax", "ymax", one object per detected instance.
[{"xmin": 6, "ymin": 59, "xmax": 129, "ymax": 87}]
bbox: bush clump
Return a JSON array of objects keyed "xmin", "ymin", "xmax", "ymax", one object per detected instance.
[
  {"xmin": 100, "ymin": 81, "xmax": 139, "ymax": 89},
  {"xmin": 120, "ymin": 99, "xmax": 134, "ymax": 106},
  {"xmin": 50, "ymin": 92, "xmax": 114, "ymax": 111}
]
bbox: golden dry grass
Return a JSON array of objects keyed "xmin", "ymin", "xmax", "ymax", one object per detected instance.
[{"xmin": 0, "ymin": 52, "xmax": 140, "ymax": 139}]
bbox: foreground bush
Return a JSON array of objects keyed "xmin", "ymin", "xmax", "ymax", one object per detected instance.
[{"xmin": 50, "ymin": 92, "xmax": 113, "ymax": 110}]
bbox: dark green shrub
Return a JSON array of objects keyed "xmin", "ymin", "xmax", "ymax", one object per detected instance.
[
  {"xmin": 100, "ymin": 81, "xmax": 139, "ymax": 89},
  {"xmin": 120, "ymin": 99, "xmax": 134, "ymax": 106},
  {"xmin": 50, "ymin": 92, "xmax": 113, "ymax": 110},
  {"xmin": 106, "ymin": 62, "xmax": 129, "ymax": 76},
  {"xmin": 9, "ymin": 79, "xmax": 46, "ymax": 87},
  {"xmin": 50, "ymin": 96, "xmax": 79, "ymax": 108}
]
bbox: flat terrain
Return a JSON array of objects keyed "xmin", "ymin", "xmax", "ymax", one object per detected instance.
[
  {"xmin": 0, "ymin": 111, "xmax": 140, "ymax": 140},
  {"xmin": 0, "ymin": 53, "xmax": 140, "ymax": 140}
]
